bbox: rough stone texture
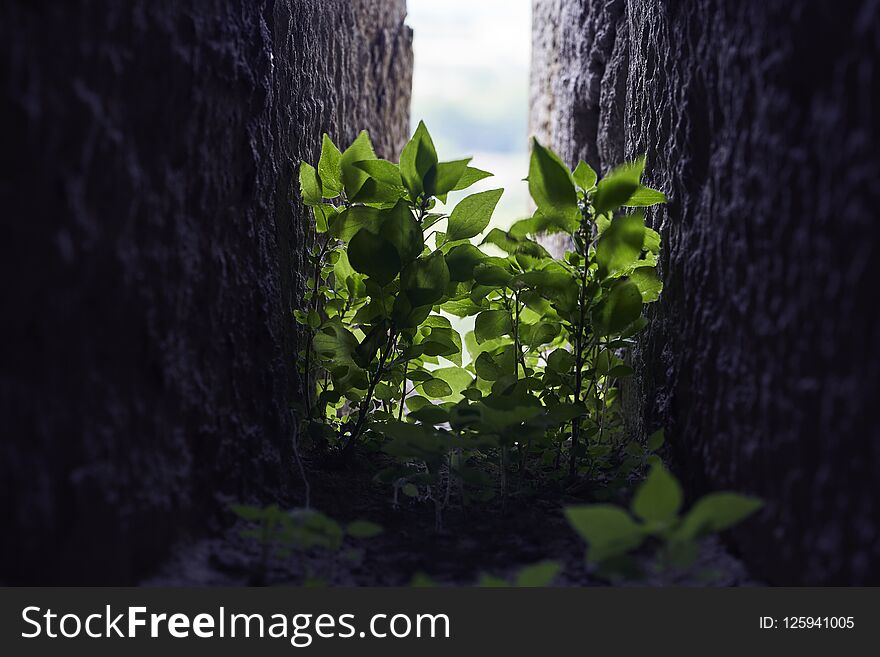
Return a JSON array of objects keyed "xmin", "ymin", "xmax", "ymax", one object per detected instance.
[
  {"xmin": 532, "ymin": 0, "xmax": 880, "ymax": 584},
  {"xmin": 0, "ymin": 0, "xmax": 411, "ymax": 584}
]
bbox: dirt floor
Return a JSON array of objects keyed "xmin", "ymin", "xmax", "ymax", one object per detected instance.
[{"xmin": 144, "ymin": 445, "xmax": 758, "ymax": 587}]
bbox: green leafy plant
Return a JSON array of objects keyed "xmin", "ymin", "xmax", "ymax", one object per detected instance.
[
  {"xmin": 296, "ymin": 124, "xmax": 496, "ymax": 456},
  {"xmin": 293, "ymin": 124, "xmax": 760, "ymax": 578},
  {"xmin": 564, "ymin": 463, "xmax": 763, "ymax": 578},
  {"xmin": 231, "ymin": 504, "xmax": 382, "ymax": 585},
  {"xmin": 296, "ymin": 123, "xmax": 666, "ymax": 489},
  {"xmin": 509, "ymin": 141, "xmax": 666, "ymax": 478}
]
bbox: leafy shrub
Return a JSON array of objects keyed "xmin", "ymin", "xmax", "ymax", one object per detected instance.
[
  {"xmin": 565, "ymin": 463, "xmax": 763, "ymax": 578},
  {"xmin": 292, "ymin": 123, "xmax": 760, "ymax": 574},
  {"xmin": 297, "ymin": 122, "xmax": 663, "ymax": 485}
]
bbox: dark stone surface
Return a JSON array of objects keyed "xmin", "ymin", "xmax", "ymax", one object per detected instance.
[
  {"xmin": 0, "ymin": 0, "xmax": 411, "ymax": 584},
  {"xmin": 531, "ymin": 0, "xmax": 880, "ymax": 584}
]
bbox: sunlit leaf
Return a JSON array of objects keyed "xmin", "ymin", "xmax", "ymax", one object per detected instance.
[
  {"xmin": 399, "ymin": 120, "xmax": 438, "ymax": 200},
  {"xmin": 564, "ymin": 505, "xmax": 645, "ymax": 562},
  {"xmin": 593, "ymin": 156, "xmax": 644, "ymax": 214},
  {"xmin": 529, "ymin": 138, "xmax": 580, "ymax": 228},
  {"xmin": 591, "ymin": 278, "xmax": 643, "ymax": 336},
  {"xmin": 451, "ymin": 166, "xmax": 493, "ymax": 191},
  {"xmin": 318, "ymin": 134, "xmax": 343, "ymax": 198},
  {"xmin": 573, "ymin": 160, "xmax": 598, "ymax": 190},
  {"xmin": 428, "ymin": 158, "xmax": 471, "ymax": 197},
  {"xmin": 678, "ymin": 494, "xmax": 764, "ymax": 540},
  {"xmin": 446, "ymin": 189, "xmax": 504, "ymax": 242},
  {"xmin": 595, "ymin": 213, "xmax": 646, "ymax": 279},
  {"xmin": 475, "ymin": 310, "xmax": 512, "ymax": 344},
  {"xmin": 629, "ymin": 266, "xmax": 662, "ymax": 302},
  {"xmin": 625, "ymin": 185, "xmax": 666, "ymax": 207},
  {"xmin": 299, "ymin": 162, "xmax": 321, "ymax": 206},
  {"xmin": 632, "ymin": 462, "xmax": 683, "ymax": 524},
  {"xmin": 401, "ymin": 251, "xmax": 450, "ymax": 307},
  {"xmin": 340, "ymin": 130, "xmax": 377, "ymax": 198}
]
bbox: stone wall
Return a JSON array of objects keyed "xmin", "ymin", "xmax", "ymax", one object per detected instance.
[
  {"xmin": 531, "ymin": 0, "xmax": 880, "ymax": 584},
  {"xmin": 0, "ymin": 0, "xmax": 411, "ymax": 584}
]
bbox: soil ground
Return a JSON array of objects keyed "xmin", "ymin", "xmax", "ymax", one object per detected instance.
[{"xmin": 145, "ymin": 447, "xmax": 758, "ymax": 587}]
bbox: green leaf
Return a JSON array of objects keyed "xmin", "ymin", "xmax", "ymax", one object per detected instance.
[
  {"xmin": 629, "ymin": 266, "xmax": 662, "ymax": 302},
  {"xmin": 481, "ymin": 229, "xmax": 551, "ymax": 262},
  {"xmin": 632, "ymin": 462, "xmax": 683, "ymax": 525},
  {"xmin": 573, "ymin": 160, "xmax": 598, "ymax": 190},
  {"xmin": 353, "ymin": 321, "xmax": 388, "ymax": 369},
  {"xmin": 406, "ymin": 395, "xmax": 431, "ymax": 412},
  {"xmin": 312, "ymin": 319, "xmax": 359, "ymax": 362},
  {"xmin": 299, "ymin": 162, "xmax": 321, "ymax": 206},
  {"xmin": 421, "ymin": 378, "xmax": 453, "ymax": 399},
  {"xmin": 625, "ymin": 185, "xmax": 666, "ymax": 207},
  {"xmin": 352, "ymin": 178, "xmax": 406, "ymax": 204},
  {"xmin": 312, "ymin": 204, "xmax": 336, "ymax": 233},
  {"xmin": 446, "ymin": 188, "xmax": 504, "ymax": 242},
  {"xmin": 607, "ymin": 364, "xmax": 633, "ymax": 378},
  {"xmin": 477, "ymin": 574, "xmax": 510, "ymax": 588},
  {"xmin": 346, "ymin": 520, "xmax": 383, "ymax": 538},
  {"xmin": 519, "ymin": 321, "xmax": 560, "ymax": 347},
  {"xmin": 595, "ymin": 213, "xmax": 646, "ymax": 279},
  {"xmin": 399, "ymin": 121, "xmax": 438, "ymax": 200},
  {"xmin": 428, "ymin": 158, "xmax": 471, "ymax": 196},
  {"xmin": 340, "ymin": 131, "xmax": 377, "ymax": 198},
  {"xmin": 402, "ymin": 483, "xmax": 419, "ymax": 498},
  {"xmin": 409, "ymin": 404, "xmax": 450, "ymax": 424},
  {"xmin": 678, "ymin": 494, "xmax": 764, "ymax": 540},
  {"xmin": 451, "ymin": 166, "xmax": 493, "ymax": 191},
  {"xmin": 591, "ymin": 279, "xmax": 643, "ymax": 336},
  {"xmin": 647, "ymin": 429, "xmax": 665, "ymax": 451},
  {"xmin": 593, "ymin": 156, "xmax": 644, "ymax": 214},
  {"xmin": 474, "ymin": 310, "xmax": 512, "ymax": 344},
  {"xmin": 441, "ymin": 296, "xmax": 484, "ymax": 318},
  {"xmin": 373, "ymin": 381, "xmax": 396, "ymax": 401},
  {"xmin": 474, "ymin": 352, "xmax": 503, "ymax": 381},
  {"xmin": 513, "ymin": 267, "xmax": 578, "ymax": 312},
  {"xmin": 643, "ymin": 227, "xmax": 661, "ymax": 254},
  {"xmin": 352, "ymin": 159, "xmax": 403, "ymax": 189},
  {"xmin": 508, "ymin": 211, "xmax": 574, "ymax": 238},
  {"xmin": 331, "ymin": 206, "xmax": 382, "ymax": 242},
  {"xmin": 380, "ymin": 199, "xmax": 423, "ymax": 264},
  {"xmin": 231, "ymin": 504, "xmax": 267, "ymax": 522},
  {"xmin": 547, "ymin": 348, "xmax": 574, "ymax": 373},
  {"xmin": 432, "ymin": 366, "xmax": 474, "ymax": 396},
  {"xmin": 419, "ymin": 322, "xmax": 461, "ymax": 365},
  {"xmin": 317, "ymin": 134, "xmax": 343, "ymax": 198},
  {"xmin": 348, "ymin": 229, "xmax": 400, "ymax": 286},
  {"xmin": 401, "ymin": 251, "xmax": 450, "ymax": 307},
  {"xmin": 418, "ymin": 321, "xmax": 463, "ymax": 364},
  {"xmin": 546, "ymin": 402, "xmax": 586, "ymax": 424},
  {"xmin": 515, "ymin": 560, "xmax": 562, "ymax": 587},
  {"xmin": 620, "ymin": 316, "xmax": 649, "ymax": 339},
  {"xmin": 473, "ymin": 263, "xmax": 512, "ymax": 287},
  {"xmin": 529, "ymin": 139, "xmax": 579, "ymax": 228},
  {"xmin": 564, "ymin": 505, "xmax": 645, "ymax": 563},
  {"xmin": 445, "ymin": 244, "xmax": 486, "ymax": 282}
]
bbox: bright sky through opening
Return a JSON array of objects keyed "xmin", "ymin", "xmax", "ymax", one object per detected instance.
[{"xmin": 406, "ymin": 0, "xmax": 532, "ymax": 229}]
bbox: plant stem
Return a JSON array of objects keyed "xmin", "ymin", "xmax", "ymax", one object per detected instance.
[
  {"xmin": 290, "ymin": 410, "xmax": 310, "ymax": 508},
  {"xmin": 398, "ymin": 358, "xmax": 409, "ymax": 421},
  {"xmin": 344, "ymin": 328, "xmax": 397, "ymax": 453},
  {"xmin": 302, "ymin": 238, "xmax": 329, "ymax": 418},
  {"xmin": 570, "ymin": 255, "xmax": 589, "ymax": 478}
]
